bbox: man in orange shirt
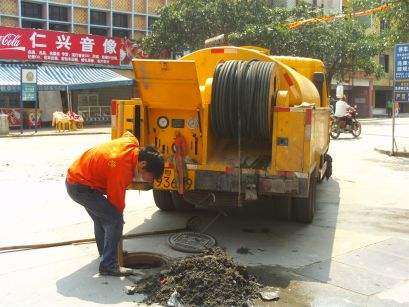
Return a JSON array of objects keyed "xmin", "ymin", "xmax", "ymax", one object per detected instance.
[{"xmin": 66, "ymin": 132, "xmax": 164, "ymax": 276}]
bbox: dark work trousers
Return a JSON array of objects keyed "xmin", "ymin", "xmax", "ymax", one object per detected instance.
[{"xmin": 65, "ymin": 181, "xmax": 124, "ymax": 271}]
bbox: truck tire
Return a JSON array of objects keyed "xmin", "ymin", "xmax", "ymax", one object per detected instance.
[
  {"xmin": 153, "ymin": 190, "xmax": 175, "ymax": 211},
  {"xmin": 171, "ymin": 191, "xmax": 195, "ymax": 210},
  {"xmin": 273, "ymin": 195, "xmax": 292, "ymax": 220},
  {"xmin": 293, "ymin": 171, "xmax": 317, "ymax": 223}
]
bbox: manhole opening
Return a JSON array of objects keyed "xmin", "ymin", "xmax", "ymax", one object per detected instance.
[{"xmin": 123, "ymin": 252, "xmax": 169, "ymax": 269}]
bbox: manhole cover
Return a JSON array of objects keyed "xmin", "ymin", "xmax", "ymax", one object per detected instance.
[{"xmin": 168, "ymin": 232, "xmax": 216, "ymax": 253}]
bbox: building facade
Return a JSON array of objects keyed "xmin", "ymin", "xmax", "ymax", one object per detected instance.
[
  {"xmin": 0, "ymin": 0, "xmax": 172, "ymax": 127},
  {"xmin": 0, "ymin": 0, "xmax": 170, "ymax": 41}
]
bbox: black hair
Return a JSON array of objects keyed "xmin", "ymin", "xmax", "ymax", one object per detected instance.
[{"xmin": 138, "ymin": 146, "xmax": 164, "ymax": 179}]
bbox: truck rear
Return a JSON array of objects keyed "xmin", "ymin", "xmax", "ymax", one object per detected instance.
[{"xmin": 112, "ymin": 46, "xmax": 332, "ymax": 223}]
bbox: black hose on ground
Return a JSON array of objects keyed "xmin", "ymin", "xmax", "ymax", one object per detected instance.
[
  {"xmin": 211, "ymin": 60, "xmax": 276, "ymax": 141},
  {"xmin": 0, "ymin": 227, "xmax": 187, "ymax": 254}
]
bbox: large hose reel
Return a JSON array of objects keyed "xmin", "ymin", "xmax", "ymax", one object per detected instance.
[{"xmin": 210, "ymin": 60, "xmax": 277, "ymax": 141}]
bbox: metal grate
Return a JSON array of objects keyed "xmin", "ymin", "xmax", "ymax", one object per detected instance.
[
  {"xmin": 74, "ymin": 8, "xmax": 88, "ymax": 24},
  {"xmin": 74, "ymin": 24, "xmax": 88, "ymax": 34},
  {"xmin": 134, "ymin": 16, "xmax": 146, "ymax": 29},
  {"xmin": 0, "ymin": 1, "xmax": 18, "ymax": 15},
  {"xmin": 50, "ymin": 0, "xmax": 71, "ymax": 4},
  {"xmin": 113, "ymin": 0, "xmax": 132, "ymax": 12},
  {"xmin": 148, "ymin": 0, "xmax": 165, "ymax": 14},
  {"xmin": 90, "ymin": 0, "xmax": 110, "ymax": 9},
  {"xmin": 0, "ymin": 17, "xmax": 19, "ymax": 27},
  {"xmin": 134, "ymin": 0, "xmax": 146, "ymax": 13},
  {"xmin": 73, "ymin": 0, "xmax": 89, "ymax": 6}
]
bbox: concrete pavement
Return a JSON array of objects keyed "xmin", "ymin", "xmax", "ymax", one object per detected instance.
[
  {"xmin": 1, "ymin": 118, "xmax": 409, "ymax": 306},
  {"xmin": 0, "ymin": 125, "xmax": 111, "ymax": 138}
]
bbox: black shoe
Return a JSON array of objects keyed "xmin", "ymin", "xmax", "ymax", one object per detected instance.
[{"xmin": 99, "ymin": 266, "xmax": 134, "ymax": 277}]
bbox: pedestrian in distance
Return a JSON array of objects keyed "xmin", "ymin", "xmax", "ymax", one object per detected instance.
[
  {"xmin": 386, "ymin": 99, "xmax": 393, "ymax": 117},
  {"xmin": 65, "ymin": 132, "xmax": 164, "ymax": 276}
]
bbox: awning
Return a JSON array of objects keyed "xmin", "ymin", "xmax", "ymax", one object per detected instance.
[{"xmin": 0, "ymin": 64, "xmax": 134, "ymax": 92}]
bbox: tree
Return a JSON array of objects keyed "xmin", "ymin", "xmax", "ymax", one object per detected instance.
[
  {"xmin": 142, "ymin": 0, "xmax": 271, "ymax": 56},
  {"xmin": 230, "ymin": 3, "xmax": 385, "ymax": 84},
  {"xmin": 352, "ymin": 0, "xmax": 409, "ymax": 45},
  {"xmin": 142, "ymin": 0, "xmax": 385, "ymax": 85}
]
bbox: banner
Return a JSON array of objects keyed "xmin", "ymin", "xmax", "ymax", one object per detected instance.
[{"xmin": 0, "ymin": 26, "xmax": 122, "ymax": 66}]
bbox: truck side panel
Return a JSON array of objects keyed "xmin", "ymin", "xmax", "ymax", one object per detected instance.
[{"xmin": 272, "ymin": 108, "xmax": 306, "ymax": 173}]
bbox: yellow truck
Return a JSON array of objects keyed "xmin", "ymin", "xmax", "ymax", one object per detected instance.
[{"xmin": 111, "ymin": 46, "xmax": 332, "ymax": 223}]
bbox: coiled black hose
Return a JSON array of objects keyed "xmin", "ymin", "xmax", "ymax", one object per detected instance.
[{"xmin": 211, "ymin": 60, "xmax": 276, "ymax": 141}]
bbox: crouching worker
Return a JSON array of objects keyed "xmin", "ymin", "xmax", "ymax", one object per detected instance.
[{"xmin": 66, "ymin": 132, "xmax": 164, "ymax": 276}]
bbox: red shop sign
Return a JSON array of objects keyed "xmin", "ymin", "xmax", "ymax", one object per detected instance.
[{"xmin": 0, "ymin": 26, "xmax": 122, "ymax": 66}]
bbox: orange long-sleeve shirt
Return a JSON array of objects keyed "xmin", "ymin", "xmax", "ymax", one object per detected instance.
[{"xmin": 67, "ymin": 132, "xmax": 139, "ymax": 212}]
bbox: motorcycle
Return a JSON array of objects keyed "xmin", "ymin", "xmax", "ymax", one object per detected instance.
[{"xmin": 330, "ymin": 106, "xmax": 361, "ymax": 139}]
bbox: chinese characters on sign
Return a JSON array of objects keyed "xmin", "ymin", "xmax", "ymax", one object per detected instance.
[
  {"xmin": 394, "ymin": 43, "xmax": 409, "ymax": 103},
  {"xmin": 21, "ymin": 68, "xmax": 37, "ymax": 102},
  {"xmin": 0, "ymin": 26, "xmax": 122, "ymax": 66}
]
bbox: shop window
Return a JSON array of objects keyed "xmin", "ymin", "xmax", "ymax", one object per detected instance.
[
  {"xmin": 148, "ymin": 16, "xmax": 158, "ymax": 30},
  {"xmin": 49, "ymin": 5, "xmax": 68, "ymax": 22},
  {"xmin": 112, "ymin": 29, "xmax": 130, "ymax": 38},
  {"xmin": 380, "ymin": 54, "xmax": 389, "ymax": 73},
  {"xmin": 0, "ymin": 93, "xmax": 20, "ymax": 108},
  {"xmin": 49, "ymin": 23, "xmax": 70, "ymax": 32},
  {"xmin": 113, "ymin": 13, "xmax": 129, "ymax": 28},
  {"xmin": 90, "ymin": 10, "xmax": 107, "ymax": 26},
  {"xmin": 77, "ymin": 94, "xmax": 110, "ymax": 123},
  {"xmin": 22, "ymin": 1, "xmax": 43, "ymax": 19},
  {"xmin": 22, "ymin": 19, "xmax": 44, "ymax": 29},
  {"xmin": 90, "ymin": 27, "xmax": 108, "ymax": 36}
]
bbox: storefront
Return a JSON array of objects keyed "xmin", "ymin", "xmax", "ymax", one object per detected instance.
[
  {"xmin": 0, "ymin": 26, "xmax": 136, "ymax": 127},
  {"xmin": 0, "ymin": 63, "xmax": 133, "ymax": 126},
  {"xmin": 373, "ymin": 86, "xmax": 393, "ymax": 116},
  {"xmin": 331, "ymin": 76, "xmax": 374, "ymax": 118}
]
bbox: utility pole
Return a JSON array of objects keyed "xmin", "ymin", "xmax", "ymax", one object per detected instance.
[{"xmin": 391, "ymin": 101, "xmax": 397, "ymax": 155}]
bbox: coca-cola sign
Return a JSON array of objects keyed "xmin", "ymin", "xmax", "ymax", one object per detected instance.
[
  {"xmin": 0, "ymin": 33, "xmax": 24, "ymax": 51},
  {"xmin": 0, "ymin": 26, "xmax": 127, "ymax": 66}
]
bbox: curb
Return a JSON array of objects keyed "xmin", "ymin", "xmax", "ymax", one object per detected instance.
[
  {"xmin": 0, "ymin": 131, "xmax": 110, "ymax": 138},
  {"xmin": 374, "ymin": 147, "xmax": 409, "ymax": 158}
]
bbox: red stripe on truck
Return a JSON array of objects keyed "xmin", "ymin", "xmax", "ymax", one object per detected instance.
[
  {"xmin": 111, "ymin": 100, "xmax": 117, "ymax": 116},
  {"xmin": 211, "ymin": 48, "xmax": 224, "ymax": 54},
  {"xmin": 274, "ymin": 106, "xmax": 290, "ymax": 112},
  {"xmin": 283, "ymin": 73, "xmax": 294, "ymax": 86},
  {"xmin": 305, "ymin": 108, "xmax": 312, "ymax": 125}
]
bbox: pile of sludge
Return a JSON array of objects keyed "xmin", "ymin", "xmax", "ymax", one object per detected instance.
[{"xmin": 135, "ymin": 248, "xmax": 262, "ymax": 306}]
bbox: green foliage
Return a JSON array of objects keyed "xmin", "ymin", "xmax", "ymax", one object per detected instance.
[
  {"xmin": 351, "ymin": 0, "xmax": 409, "ymax": 44},
  {"xmin": 142, "ymin": 0, "xmax": 388, "ymax": 82},
  {"xmin": 142, "ymin": 0, "xmax": 271, "ymax": 56}
]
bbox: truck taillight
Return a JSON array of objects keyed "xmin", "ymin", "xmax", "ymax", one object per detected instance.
[
  {"xmin": 111, "ymin": 100, "xmax": 117, "ymax": 115},
  {"xmin": 305, "ymin": 108, "xmax": 312, "ymax": 125}
]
